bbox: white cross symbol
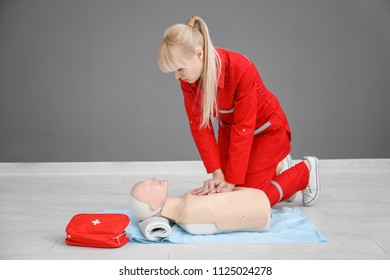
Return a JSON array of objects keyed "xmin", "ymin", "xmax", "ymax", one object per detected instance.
[{"xmin": 92, "ymin": 219, "xmax": 100, "ymax": 226}]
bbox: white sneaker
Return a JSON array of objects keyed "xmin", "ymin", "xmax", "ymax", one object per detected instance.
[
  {"xmin": 302, "ymin": 156, "xmax": 320, "ymax": 206},
  {"xmin": 280, "ymin": 154, "xmax": 296, "ymax": 202}
]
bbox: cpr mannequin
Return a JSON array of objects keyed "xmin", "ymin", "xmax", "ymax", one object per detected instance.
[{"xmin": 129, "ymin": 178, "xmax": 271, "ymax": 240}]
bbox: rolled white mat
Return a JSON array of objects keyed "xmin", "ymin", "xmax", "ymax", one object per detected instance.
[{"xmin": 138, "ymin": 216, "xmax": 172, "ymax": 241}]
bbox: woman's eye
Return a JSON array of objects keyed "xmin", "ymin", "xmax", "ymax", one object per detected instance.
[{"xmin": 177, "ymin": 68, "xmax": 183, "ymax": 72}]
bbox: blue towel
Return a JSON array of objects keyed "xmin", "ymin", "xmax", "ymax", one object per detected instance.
[{"xmin": 105, "ymin": 207, "xmax": 327, "ymax": 244}]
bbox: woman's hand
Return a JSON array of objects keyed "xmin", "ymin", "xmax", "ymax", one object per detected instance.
[
  {"xmin": 216, "ymin": 182, "xmax": 236, "ymax": 193},
  {"xmin": 191, "ymin": 169, "xmax": 235, "ymax": 195}
]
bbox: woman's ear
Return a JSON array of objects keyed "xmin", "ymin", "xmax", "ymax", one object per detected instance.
[{"xmin": 195, "ymin": 47, "xmax": 203, "ymax": 60}]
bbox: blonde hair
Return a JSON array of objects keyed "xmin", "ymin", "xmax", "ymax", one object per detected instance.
[{"xmin": 158, "ymin": 16, "xmax": 221, "ymax": 128}]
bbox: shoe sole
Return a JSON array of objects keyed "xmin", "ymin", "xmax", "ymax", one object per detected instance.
[{"xmin": 302, "ymin": 156, "xmax": 320, "ymax": 206}]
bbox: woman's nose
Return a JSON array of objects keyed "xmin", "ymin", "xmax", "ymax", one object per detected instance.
[{"xmin": 175, "ymin": 71, "xmax": 181, "ymax": 80}]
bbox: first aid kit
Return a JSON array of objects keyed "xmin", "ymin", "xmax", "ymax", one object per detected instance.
[{"xmin": 65, "ymin": 213, "xmax": 131, "ymax": 248}]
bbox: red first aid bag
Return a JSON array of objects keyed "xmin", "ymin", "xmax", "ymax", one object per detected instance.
[{"xmin": 65, "ymin": 213, "xmax": 131, "ymax": 248}]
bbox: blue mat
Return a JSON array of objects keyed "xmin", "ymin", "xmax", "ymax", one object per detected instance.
[{"xmin": 105, "ymin": 207, "xmax": 327, "ymax": 244}]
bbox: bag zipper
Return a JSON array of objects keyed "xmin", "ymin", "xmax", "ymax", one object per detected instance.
[{"xmin": 112, "ymin": 231, "xmax": 127, "ymax": 245}]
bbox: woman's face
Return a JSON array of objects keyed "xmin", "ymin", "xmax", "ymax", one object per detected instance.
[{"xmin": 173, "ymin": 48, "xmax": 203, "ymax": 84}]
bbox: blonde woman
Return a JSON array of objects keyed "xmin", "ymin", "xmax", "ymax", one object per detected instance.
[{"xmin": 158, "ymin": 16, "xmax": 320, "ymax": 207}]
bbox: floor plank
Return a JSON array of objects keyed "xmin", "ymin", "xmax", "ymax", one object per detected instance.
[{"xmin": 0, "ymin": 159, "xmax": 389, "ymax": 260}]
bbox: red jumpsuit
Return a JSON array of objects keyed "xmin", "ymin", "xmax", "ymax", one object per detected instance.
[{"xmin": 179, "ymin": 48, "xmax": 309, "ymax": 206}]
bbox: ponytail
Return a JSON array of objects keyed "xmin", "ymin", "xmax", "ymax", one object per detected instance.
[{"xmin": 158, "ymin": 16, "xmax": 221, "ymax": 128}]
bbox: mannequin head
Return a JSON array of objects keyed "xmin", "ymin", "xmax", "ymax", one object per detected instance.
[{"xmin": 129, "ymin": 178, "xmax": 169, "ymax": 221}]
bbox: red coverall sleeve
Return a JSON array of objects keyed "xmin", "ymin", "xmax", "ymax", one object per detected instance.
[
  {"xmin": 225, "ymin": 67, "xmax": 257, "ymax": 184},
  {"xmin": 180, "ymin": 82, "xmax": 221, "ymax": 173}
]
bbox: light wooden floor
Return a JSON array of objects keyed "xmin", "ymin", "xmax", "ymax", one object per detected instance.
[{"xmin": 0, "ymin": 159, "xmax": 389, "ymax": 260}]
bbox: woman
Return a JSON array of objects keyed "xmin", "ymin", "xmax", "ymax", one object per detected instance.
[{"xmin": 157, "ymin": 16, "xmax": 320, "ymax": 207}]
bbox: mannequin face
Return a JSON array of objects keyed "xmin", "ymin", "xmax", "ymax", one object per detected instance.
[
  {"xmin": 130, "ymin": 178, "xmax": 169, "ymax": 212},
  {"xmin": 173, "ymin": 47, "xmax": 203, "ymax": 83}
]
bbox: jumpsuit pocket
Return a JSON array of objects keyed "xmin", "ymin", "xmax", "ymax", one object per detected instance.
[
  {"xmin": 247, "ymin": 117, "xmax": 291, "ymax": 174},
  {"xmin": 254, "ymin": 121, "xmax": 271, "ymax": 135}
]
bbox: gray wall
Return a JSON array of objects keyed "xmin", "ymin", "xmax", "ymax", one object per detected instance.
[{"xmin": 1, "ymin": 0, "xmax": 389, "ymax": 162}]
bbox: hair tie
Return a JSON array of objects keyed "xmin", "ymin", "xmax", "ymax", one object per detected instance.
[{"xmin": 186, "ymin": 16, "xmax": 197, "ymax": 29}]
